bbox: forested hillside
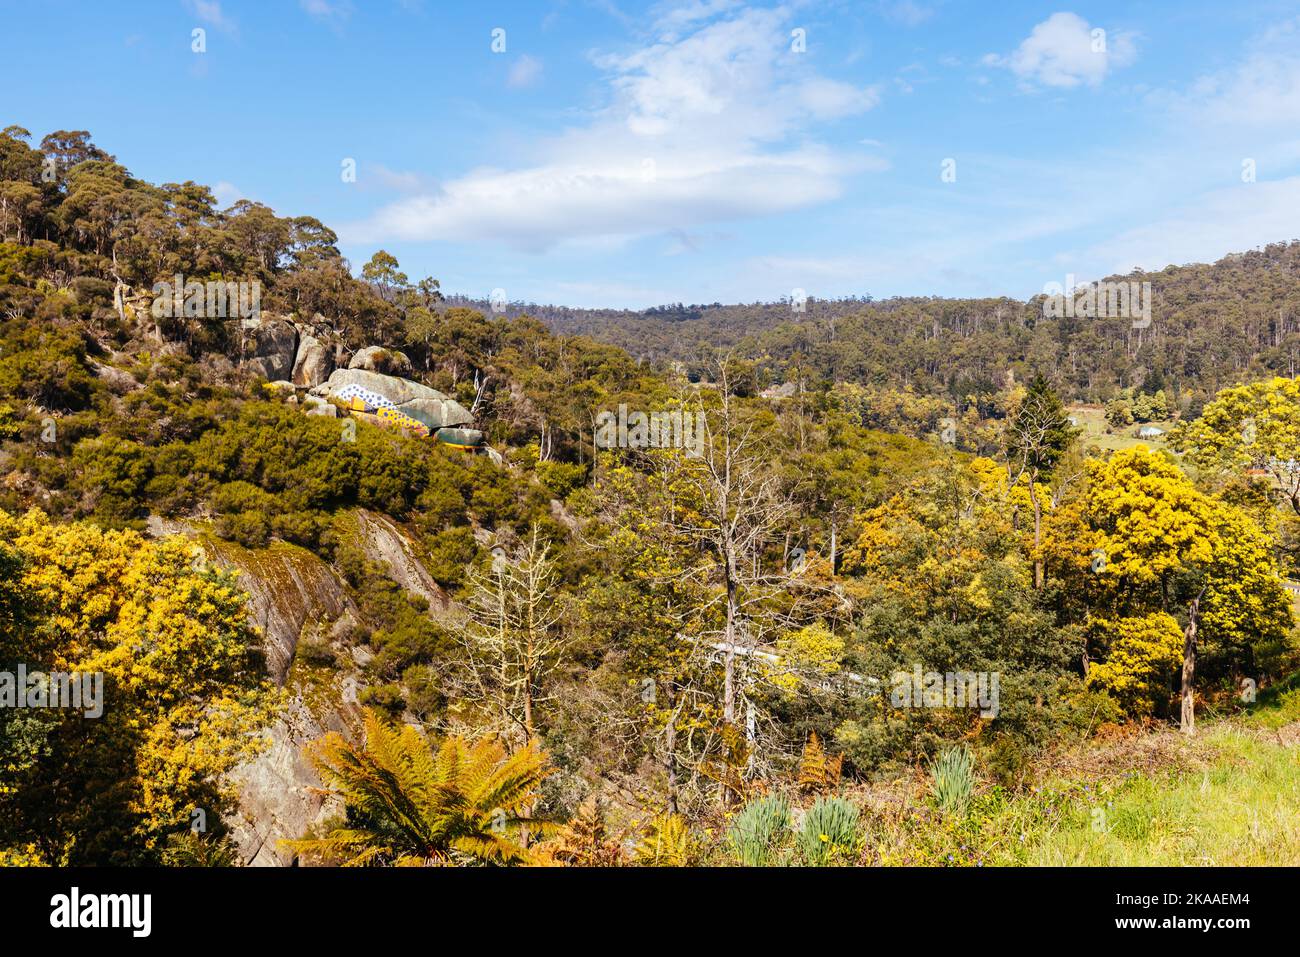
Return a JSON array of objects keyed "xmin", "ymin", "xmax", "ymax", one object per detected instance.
[
  {"xmin": 459, "ymin": 243, "xmax": 1300, "ymax": 416},
  {"xmin": 2, "ymin": 126, "xmax": 1298, "ymax": 868}
]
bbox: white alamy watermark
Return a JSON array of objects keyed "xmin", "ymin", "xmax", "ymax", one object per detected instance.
[
  {"xmin": 594, "ymin": 404, "xmax": 705, "ymax": 457},
  {"xmin": 151, "ymin": 274, "xmax": 261, "ymax": 320},
  {"xmin": 889, "ymin": 664, "xmax": 999, "ymax": 718},
  {"xmin": 0, "ymin": 665, "xmax": 103, "ymax": 718},
  {"xmin": 50, "ymin": 887, "xmax": 150, "ymax": 938},
  {"xmin": 1041, "ymin": 274, "xmax": 1151, "ymax": 329}
]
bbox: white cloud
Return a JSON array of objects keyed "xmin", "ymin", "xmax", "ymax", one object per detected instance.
[
  {"xmin": 212, "ymin": 181, "xmax": 246, "ymax": 208},
  {"xmin": 300, "ymin": 0, "xmax": 352, "ymax": 28},
  {"xmin": 878, "ymin": 1, "xmax": 934, "ymax": 28},
  {"xmin": 368, "ymin": 165, "xmax": 433, "ymax": 193},
  {"xmin": 185, "ymin": 0, "xmax": 235, "ymax": 33},
  {"xmin": 343, "ymin": 4, "xmax": 882, "ymax": 251},
  {"xmin": 1085, "ymin": 176, "xmax": 1300, "ymax": 274},
  {"xmin": 988, "ymin": 12, "xmax": 1136, "ymax": 89},
  {"xmin": 507, "ymin": 54, "xmax": 544, "ymax": 89},
  {"xmin": 347, "ymin": 146, "xmax": 875, "ymax": 252},
  {"xmin": 651, "ymin": 0, "xmax": 744, "ymax": 32},
  {"xmin": 1157, "ymin": 18, "xmax": 1300, "ymax": 127}
]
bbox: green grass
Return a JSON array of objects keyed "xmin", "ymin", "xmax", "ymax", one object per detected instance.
[
  {"xmin": 1242, "ymin": 672, "xmax": 1300, "ymax": 729},
  {"xmin": 857, "ymin": 676, "xmax": 1300, "ymax": 866},
  {"xmin": 1022, "ymin": 727, "xmax": 1300, "ymax": 865},
  {"xmin": 1068, "ymin": 405, "xmax": 1178, "ymax": 454}
]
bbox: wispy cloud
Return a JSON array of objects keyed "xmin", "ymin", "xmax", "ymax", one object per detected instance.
[
  {"xmin": 507, "ymin": 54, "xmax": 545, "ymax": 89},
  {"xmin": 1153, "ymin": 17, "xmax": 1300, "ymax": 128},
  {"xmin": 212, "ymin": 181, "xmax": 247, "ymax": 208},
  {"xmin": 1085, "ymin": 176, "xmax": 1300, "ymax": 274},
  {"xmin": 185, "ymin": 0, "xmax": 236, "ymax": 34},
  {"xmin": 343, "ymin": 3, "xmax": 882, "ymax": 251},
  {"xmin": 651, "ymin": 0, "xmax": 744, "ymax": 32},
  {"xmin": 878, "ymin": 1, "xmax": 934, "ymax": 28},
  {"xmin": 300, "ymin": 0, "xmax": 353, "ymax": 29}
]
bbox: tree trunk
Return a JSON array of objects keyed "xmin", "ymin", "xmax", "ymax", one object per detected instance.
[
  {"xmin": 1029, "ymin": 475, "xmax": 1044, "ymax": 589},
  {"xmin": 721, "ymin": 554, "xmax": 739, "ymax": 807},
  {"xmin": 1180, "ymin": 587, "xmax": 1206, "ymax": 735},
  {"xmin": 665, "ymin": 702, "xmax": 678, "ymax": 816},
  {"xmin": 745, "ymin": 697, "xmax": 756, "ymax": 774}
]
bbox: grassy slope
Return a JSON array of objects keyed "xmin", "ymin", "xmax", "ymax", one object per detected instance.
[
  {"xmin": 1019, "ymin": 683, "xmax": 1300, "ymax": 865},
  {"xmin": 1068, "ymin": 404, "xmax": 1178, "ymax": 455},
  {"xmin": 850, "ymin": 681, "xmax": 1300, "ymax": 866},
  {"xmin": 1025, "ymin": 728, "xmax": 1300, "ymax": 865}
]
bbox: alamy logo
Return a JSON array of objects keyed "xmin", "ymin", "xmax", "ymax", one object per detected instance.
[
  {"xmin": 1041, "ymin": 274, "xmax": 1152, "ymax": 329},
  {"xmin": 0, "ymin": 665, "xmax": 103, "ymax": 718},
  {"xmin": 594, "ymin": 404, "xmax": 705, "ymax": 457},
  {"xmin": 151, "ymin": 274, "xmax": 261, "ymax": 320},
  {"xmin": 889, "ymin": 664, "xmax": 999, "ymax": 718},
  {"xmin": 50, "ymin": 887, "xmax": 151, "ymax": 937}
]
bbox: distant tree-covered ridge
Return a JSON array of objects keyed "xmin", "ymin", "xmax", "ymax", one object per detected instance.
[
  {"xmin": 2, "ymin": 124, "xmax": 1298, "ymax": 868},
  {"xmin": 455, "ymin": 241, "xmax": 1300, "ymax": 415}
]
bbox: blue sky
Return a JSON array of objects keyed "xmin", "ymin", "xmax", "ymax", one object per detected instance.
[{"xmin": 4, "ymin": 0, "xmax": 1300, "ymax": 307}]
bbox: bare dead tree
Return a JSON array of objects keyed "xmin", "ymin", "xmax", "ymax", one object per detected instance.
[
  {"xmin": 453, "ymin": 526, "xmax": 570, "ymax": 749},
  {"xmin": 666, "ymin": 359, "xmax": 799, "ymax": 804},
  {"xmin": 1180, "ymin": 584, "xmax": 1207, "ymax": 735}
]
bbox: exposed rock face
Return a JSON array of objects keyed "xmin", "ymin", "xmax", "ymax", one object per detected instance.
[
  {"xmin": 291, "ymin": 333, "xmax": 334, "ymax": 388},
  {"xmin": 351, "ymin": 509, "xmax": 447, "ymax": 609},
  {"xmin": 228, "ymin": 698, "xmax": 346, "ymax": 867},
  {"xmin": 348, "ymin": 346, "xmax": 413, "ymax": 377},
  {"xmin": 401, "ymin": 396, "xmax": 475, "ymax": 429},
  {"xmin": 434, "ymin": 426, "xmax": 484, "ymax": 446},
  {"xmin": 242, "ymin": 317, "xmax": 299, "ymax": 382},
  {"xmin": 313, "ymin": 367, "xmax": 440, "ymax": 405},
  {"xmin": 303, "ymin": 397, "xmax": 337, "ymax": 417},
  {"xmin": 141, "ymin": 510, "xmax": 451, "ymax": 866},
  {"xmin": 202, "ymin": 538, "xmax": 353, "ymax": 684},
  {"xmin": 313, "ymin": 368, "xmax": 474, "ymax": 428},
  {"xmin": 88, "ymin": 359, "xmax": 141, "ymax": 394}
]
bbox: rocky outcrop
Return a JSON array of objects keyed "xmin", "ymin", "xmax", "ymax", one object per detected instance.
[
  {"xmin": 228, "ymin": 698, "xmax": 344, "ymax": 867},
  {"xmin": 348, "ymin": 346, "xmax": 413, "ymax": 377},
  {"xmin": 201, "ymin": 537, "xmax": 353, "ymax": 684},
  {"xmin": 241, "ymin": 316, "xmax": 299, "ymax": 382},
  {"xmin": 313, "ymin": 367, "xmax": 437, "ymax": 405},
  {"xmin": 291, "ymin": 333, "xmax": 333, "ymax": 388},
  {"xmin": 313, "ymin": 368, "xmax": 474, "ymax": 429},
  {"xmin": 230, "ymin": 315, "xmax": 477, "ymax": 433},
  {"xmin": 140, "ymin": 510, "xmax": 454, "ymax": 866},
  {"xmin": 88, "ymin": 358, "xmax": 141, "ymax": 394},
  {"xmin": 401, "ymin": 396, "xmax": 475, "ymax": 429},
  {"xmin": 351, "ymin": 509, "xmax": 447, "ymax": 609},
  {"xmin": 303, "ymin": 396, "xmax": 337, "ymax": 417}
]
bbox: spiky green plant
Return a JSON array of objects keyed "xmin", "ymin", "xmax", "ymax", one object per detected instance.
[
  {"xmin": 283, "ymin": 708, "xmax": 554, "ymax": 866},
  {"xmin": 727, "ymin": 794, "xmax": 792, "ymax": 866},
  {"xmin": 796, "ymin": 796, "xmax": 860, "ymax": 866},
  {"xmin": 930, "ymin": 744, "xmax": 976, "ymax": 816}
]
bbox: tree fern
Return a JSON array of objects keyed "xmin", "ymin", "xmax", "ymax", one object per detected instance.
[
  {"xmin": 283, "ymin": 708, "xmax": 554, "ymax": 866},
  {"xmin": 632, "ymin": 813, "xmax": 695, "ymax": 866}
]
